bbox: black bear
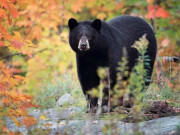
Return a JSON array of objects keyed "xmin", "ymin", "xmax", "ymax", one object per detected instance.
[{"xmin": 68, "ymin": 15, "xmax": 157, "ymax": 112}]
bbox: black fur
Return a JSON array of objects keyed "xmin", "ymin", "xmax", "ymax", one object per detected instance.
[{"xmin": 68, "ymin": 15, "xmax": 157, "ymax": 110}]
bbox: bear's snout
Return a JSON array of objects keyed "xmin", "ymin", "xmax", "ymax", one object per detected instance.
[{"xmin": 78, "ymin": 36, "xmax": 90, "ymax": 51}]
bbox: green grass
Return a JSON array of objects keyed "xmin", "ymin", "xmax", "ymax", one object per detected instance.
[
  {"xmin": 144, "ymin": 82, "xmax": 180, "ymax": 107},
  {"xmin": 36, "ymin": 73, "xmax": 86, "ymax": 109}
]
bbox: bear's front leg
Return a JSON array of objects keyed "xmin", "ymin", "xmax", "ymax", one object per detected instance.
[
  {"xmin": 102, "ymin": 62, "xmax": 123, "ymax": 112},
  {"xmin": 76, "ymin": 55, "xmax": 100, "ymax": 112}
]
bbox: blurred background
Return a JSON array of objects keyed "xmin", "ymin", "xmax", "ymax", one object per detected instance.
[{"xmin": 0, "ymin": 0, "xmax": 180, "ymax": 129}]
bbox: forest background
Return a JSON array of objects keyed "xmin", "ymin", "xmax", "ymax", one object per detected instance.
[{"xmin": 0, "ymin": 0, "xmax": 179, "ymax": 133}]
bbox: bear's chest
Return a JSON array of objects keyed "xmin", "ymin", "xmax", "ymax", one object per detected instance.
[{"xmin": 86, "ymin": 53, "xmax": 109, "ymax": 67}]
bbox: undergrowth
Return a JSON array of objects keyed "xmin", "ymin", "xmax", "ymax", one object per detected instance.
[
  {"xmin": 35, "ymin": 34, "xmax": 180, "ymax": 119},
  {"xmin": 36, "ymin": 73, "xmax": 85, "ymax": 109}
]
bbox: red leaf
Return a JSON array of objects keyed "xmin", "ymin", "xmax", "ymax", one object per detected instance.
[
  {"xmin": 0, "ymin": 33, "xmax": 3, "ymax": 39},
  {"xmin": 156, "ymin": 7, "xmax": 170, "ymax": 18},
  {"xmin": 0, "ymin": 40, "xmax": 5, "ymax": 46},
  {"xmin": 9, "ymin": 68, "xmax": 22, "ymax": 74},
  {"xmin": 146, "ymin": 5, "xmax": 171, "ymax": 19},
  {"xmin": 0, "ymin": 83, "xmax": 6, "ymax": 91},
  {"xmin": 11, "ymin": 40, "xmax": 24, "ymax": 49},
  {"xmin": 146, "ymin": 5, "xmax": 155, "ymax": 19},
  {"xmin": 162, "ymin": 57, "xmax": 166, "ymax": 63},
  {"xmin": 0, "ymin": 0, "xmax": 9, "ymax": 9},
  {"xmin": 22, "ymin": 49, "xmax": 33, "ymax": 58}
]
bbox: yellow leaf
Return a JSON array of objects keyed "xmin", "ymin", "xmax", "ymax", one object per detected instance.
[
  {"xmin": 13, "ymin": 31, "xmax": 21, "ymax": 41},
  {"xmin": 97, "ymin": 13, "xmax": 107, "ymax": 20},
  {"xmin": 9, "ymin": 114, "xmax": 21, "ymax": 127},
  {"xmin": 8, "ymin": 78, "xmax": 18, "ymax": 86},
  {"xmin": 25, "ymin": 40, "xmax": 37, "ymax": 47},
  {"xmin": 39, "ymin": 115, "xmax": 47, "ymax": 120}
]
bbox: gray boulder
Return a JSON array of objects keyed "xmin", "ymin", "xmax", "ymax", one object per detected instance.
[{"xmin": 56, "ymin": 93, "xmax": 73, "ymax": 107}]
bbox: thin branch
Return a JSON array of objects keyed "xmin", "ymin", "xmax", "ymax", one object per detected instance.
[
  {"xmin": 107, "ymin": 69, "xmax": 111, "ymax": 113},
  {"xmin": 0, "ymin": 48, "xmax": 49, "ymax": 61},
  {"xmin": 157, "ymin": 56, "xmax": 180, "ymax": 63},
  {"xmin": 0, "ymin": 53, "xmax": 23, "ymax": 61}
]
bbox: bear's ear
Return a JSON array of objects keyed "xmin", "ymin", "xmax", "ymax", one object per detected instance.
[
  {"xmin": 68, "ymin": 18, "xmax": 78, "ymax": 30},
  {"xmin": 92, "ymin": 19, "xmax": 101, "ymax": 31}
]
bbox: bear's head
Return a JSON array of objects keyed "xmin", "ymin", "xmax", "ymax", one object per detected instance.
[{"xmin": 68, "ymin": 18, "xmax": 101, "ymax": 53}]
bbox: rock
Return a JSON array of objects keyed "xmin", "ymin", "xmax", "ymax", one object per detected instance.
[
  {"xmin": 56, "ymin": 93, "xmax": 73, "ymax": 107},
  {"xmin": 6, "ymin": 109, "xmax": 180, "ymax": 135},
  {"xmin": 5, "ymin": 107, "xmax": 80, "ymax": 134}
]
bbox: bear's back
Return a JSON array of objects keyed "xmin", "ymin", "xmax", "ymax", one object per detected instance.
[
  {"xmin": 108, "ymin": 15, "xmax": 153, "ymax": 33},
  {"xmin": 106, "ymin": 15, "xmax": 156, "ymax": 51}
]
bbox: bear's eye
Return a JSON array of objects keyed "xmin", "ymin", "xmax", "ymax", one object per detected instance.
[
  {"xmin": 91, "ymin": 35, "xmax": 95, "ymax": 40},
  {"xmin": 86, "ymin": 35, "xmax": 92, "ymax": 39},
  {"xmin": 77, "ymin": 34, "xmax": 81, "ymax": 39}
]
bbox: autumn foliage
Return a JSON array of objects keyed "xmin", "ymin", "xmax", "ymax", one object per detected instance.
[
  {"xmin": 0, "ymin": 0, "xmax": 38, "ymax": 133},
  {"xmin": 0, "ymin": 0, "xmax": 179, "ymax": 133}
]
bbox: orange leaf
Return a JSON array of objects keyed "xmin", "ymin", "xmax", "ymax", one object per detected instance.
[
  {"xmin": 31, "ymin": 26, "xmax": 42, "ymax": 40},
  {"xmin": 9, "ymin": 4, "xmax": 19, "ymax": 18},
  {"xmin": 22, "ymin": 116, "xmax": 37, "ymax": 127},
  {"xmin": 146, "ymin": 0, "xmax": 154, "ymax": 4},
  {"xmin": 24, "ymin": 102, "xmax": 40, "ymax": 108},
  {"xmin": 161, "ymin": 38, "xmax": 170, "ymax": 47},
  {"xmin": 166, "ymin": 99, "xmax": 173, "ymax": 102},
  {"xmin": 9, "ymin": 0, "xmax": 16, "ymax": 3},
  {"xmin": 71, "ymin": 0, "xmax": 84, "ymax": 13},
  {"xmin": 14, "ymin": 75, "xmax": 25, "ymax": 81},
  {"xmin": 2, "ymin": 127, "xmax": 15, "ymax": 135},
  {"xmin": 0, "ymin": 9, "xmax": 6, "ymax": 18},
  {"xmin": 2, "ymin": 98, "xmax": 10, "ymax": 104},
  {"xmin": 115, "ymin": 2, "xmax": 124, "ymax": 11},
  {"xmin": 0, "ymin": 25, "xmax": 11, "ymax": 40}
]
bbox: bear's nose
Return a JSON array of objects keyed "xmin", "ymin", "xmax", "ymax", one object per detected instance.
[
  {"xmin": 80, "ymin": 44, "xmax": 87, "ymax": 50},
  {"xmin": 78, "ymin": 36, "xmax": 90, "ymax": 51}
]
